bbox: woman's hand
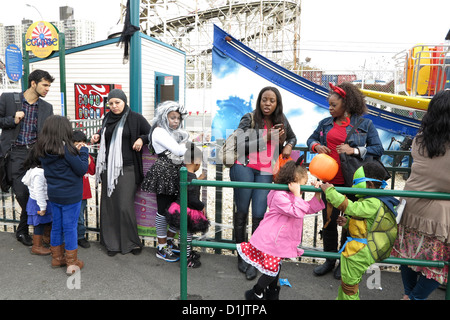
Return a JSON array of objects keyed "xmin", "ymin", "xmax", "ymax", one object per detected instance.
[
  {"xmin": 278, "ymin": 128, "xmax": 286, "ymax": 145},
  {"xmin": 271, "ymin": 124, "xmax": 286, "ymax": 145},
  {"xmin": 315, "ymin": 144, "xmax": 331, "ymax": 155},
  {"xmin": 91, "ymin": 133, "xmax": 100, "ymax": 144},
  {"xmin": 336, "ymin": 143, "xmax": 353, "ymax": 155},
  {"xmin": 281, "ymin": 144, "xmax": 293, "ymax": 159},
  {"xmin": 133, "ymin": 138, "xmax": 144, "ymax": 151}
]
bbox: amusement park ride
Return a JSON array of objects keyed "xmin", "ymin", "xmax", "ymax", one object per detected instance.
[
  {"xmin": 129, "ymin": 1, "xmax": 449, "ymax": 146},
  {"xmin": 362, "ymin": 43, "xmax": 450, "ymax": 112}
]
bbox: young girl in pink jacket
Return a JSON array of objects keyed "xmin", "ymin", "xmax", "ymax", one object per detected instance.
[{"xmin": 237, "ymin": 160, "xmax": 324, "ymax": 300}]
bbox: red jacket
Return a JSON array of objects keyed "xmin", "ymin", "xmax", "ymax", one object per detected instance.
[{"xmin": 83, "ymin": 155, "xmax": 96, "ymax": 200}]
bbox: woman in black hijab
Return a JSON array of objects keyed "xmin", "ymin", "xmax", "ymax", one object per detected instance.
[{"xmin": 91, "ymin": 89, "xmax": 151, "ymax": 256}]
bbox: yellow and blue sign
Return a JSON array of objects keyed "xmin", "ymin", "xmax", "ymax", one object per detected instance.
[{"xmin": 25, "ymin": 21, "xmax": 59, "ymax": 58}]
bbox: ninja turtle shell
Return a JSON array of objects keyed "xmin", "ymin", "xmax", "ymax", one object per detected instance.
[{"xmin": 367, "ymin": 203, "xmax": 398, "ymax": 262}]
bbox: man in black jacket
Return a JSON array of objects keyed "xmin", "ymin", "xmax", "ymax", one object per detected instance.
[{"xmin": 0, "ymin": 69, "xmax": 54, "ymax": 246}]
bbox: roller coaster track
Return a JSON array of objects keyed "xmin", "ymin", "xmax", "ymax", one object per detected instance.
[{"xmin": 144, "ymin": 0, "xmax": 299, "ymax": 35}]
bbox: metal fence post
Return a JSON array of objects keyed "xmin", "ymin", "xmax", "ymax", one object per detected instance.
[{"xmin": 179, "ymin": 167, "xmax": 188, "ymax": 300}]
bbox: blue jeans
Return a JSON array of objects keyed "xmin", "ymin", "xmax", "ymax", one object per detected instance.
[
  {"xmin": 229, "ymin": 164, "xmax": 273, "ymax": 219},
  {"xmin": 77, "ymin": 199, "xmax": 87, "ymax": 240},
  {"xmin": 400, "ymin": 265, "xmax": 441, "ymax": 300},
  {"xmin": 49, "ymin": 201, "xmax": 81, "ymax": 251}
]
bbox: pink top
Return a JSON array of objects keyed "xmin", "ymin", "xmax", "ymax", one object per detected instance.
[
  {"xmin": 250, "ymin": 189, "xmax": 325, "ymax": 258},
  {"xmin": 237, "ymin": 124, "xmax": 277, "ymax": 173}
]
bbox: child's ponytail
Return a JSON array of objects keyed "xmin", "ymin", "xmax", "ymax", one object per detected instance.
[{"xmin": 274, "ymin": 156, "xmax": 308, "ymax": 185}]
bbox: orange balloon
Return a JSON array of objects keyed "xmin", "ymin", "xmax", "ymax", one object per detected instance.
[{"xmin": 309, "ymin": 154, "xmax": 338, "ymax": 182}]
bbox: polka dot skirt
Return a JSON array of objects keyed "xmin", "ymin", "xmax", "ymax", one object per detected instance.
[{"xmin": 237, "ymin": 242, "xmax": 281, "ymax": 277}]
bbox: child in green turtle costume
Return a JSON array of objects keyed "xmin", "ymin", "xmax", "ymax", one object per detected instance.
[{"xmin": 321, "ymin": 162, "xmax": 399, "ymax": 300}]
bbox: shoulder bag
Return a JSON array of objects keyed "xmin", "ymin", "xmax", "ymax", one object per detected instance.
[
  {"xmin": 0, "ymin": 93, "xmax": 22, "ymax": 192},
  {"xmin": 218, "ymin": 113, "xmax": 254, "ymax": 168}
]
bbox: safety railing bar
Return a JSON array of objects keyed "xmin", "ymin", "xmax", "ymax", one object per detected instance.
[
  {"xmin": 191, "ymin": 240, "xmax": 448, "ymax": 269},
  {"xmin": 189, "ymin": 179, "xmax": 450, "ymax": 200},
  {"xmin": 180, "ymin": 167, "xmax": 450, "ymax": 300}
]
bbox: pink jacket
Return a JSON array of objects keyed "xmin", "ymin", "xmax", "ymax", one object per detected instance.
[{"xmin": 250, "ymin": 189, "xmax": 325, "ymax": 258}]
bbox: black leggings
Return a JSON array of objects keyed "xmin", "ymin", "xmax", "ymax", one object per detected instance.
[{"xmin": 254, "ymin": 266, "xmax": 281, "ymax": 294}]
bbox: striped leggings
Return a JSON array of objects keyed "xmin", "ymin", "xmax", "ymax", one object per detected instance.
[
  {"xmin": 156, "ymin": 194, "xmax": 193, "ymax": 254},
  {"xmin": 156, "ymin": 213, "xmax": 193, "ymax": 254}
]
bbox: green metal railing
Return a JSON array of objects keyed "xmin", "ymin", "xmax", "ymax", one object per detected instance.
[
  {"xmin": 179, "ymin": 166, "xmax": 450, "ymax": 300},
  {"xmin": 209, "ymin": 147, "xmax": 412, "ymax": 249}
]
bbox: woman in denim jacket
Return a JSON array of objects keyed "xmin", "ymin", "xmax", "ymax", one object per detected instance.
[{"xmin": 306, "ymin": 82, "xmax": 383, "ymax": 279}]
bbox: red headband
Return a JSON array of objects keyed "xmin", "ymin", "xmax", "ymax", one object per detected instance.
[{"xmin": 329, "ymin": 82, "xmax": 346, "ymax": 99}]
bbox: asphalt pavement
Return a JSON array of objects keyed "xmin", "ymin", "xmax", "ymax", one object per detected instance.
[{"xmin": 0, "ymin": 230, "xmax": 445, "ymax": 303}]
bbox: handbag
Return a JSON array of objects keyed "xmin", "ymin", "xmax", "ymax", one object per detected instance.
[
  {"xmin": 0, "ymin": 92, "xmax": 22, "ymax": 192},
  {"xmin": 0, "ymin": 154, "xmax": 10, "ymax": 192},
  {"xmin": 339, "ymin": 118, "xmax": 390, "ymax": 187},
  {"xmin": 218, "ymin": 113, "xmax": 254, "ymax": 168}
]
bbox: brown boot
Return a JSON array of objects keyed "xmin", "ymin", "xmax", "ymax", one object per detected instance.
[
  {"xmin": 50, "ymin": 245, "xmax": 66, "ymax": 268},
  {"xmin": 65, "ymin": 249, "xmax": 84, "ymax": 275},
  {"xmin": 31, "ymin": 234, "xmax": 51, "ymax": 255}
]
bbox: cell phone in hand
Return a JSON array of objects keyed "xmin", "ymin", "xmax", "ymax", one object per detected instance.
[{"xmin": 273, "ymin": 123, "xmax": 284, "ymax": 130}]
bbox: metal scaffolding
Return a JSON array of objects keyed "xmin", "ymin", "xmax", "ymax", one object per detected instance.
[{"xmin": 133, "ymin": 0, "xmax": 302, "ymax": 89}]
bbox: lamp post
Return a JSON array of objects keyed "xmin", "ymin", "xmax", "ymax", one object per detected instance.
[{"xmin": 26, "ymin": 4, "xmax": 44, "ymax": 21}]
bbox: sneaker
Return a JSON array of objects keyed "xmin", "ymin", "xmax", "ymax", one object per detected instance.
[
  {"xmin": 187, "ymin": 252, "xmax": 201, "ymax": 268},
  {"xmin": 156, "ymin": 246, "xmax": 179, "ymax": 262},
  {"xmin": 167, "ymin": 239, "xmax": 180, "ymax": 254},
  {"xmin": 190, "ymin": 250, "xmax": 201, "ymax": 259},
  {"xmin": 245, "ymin": 287, "xmax": 265, "ymax": 300},
  {"xmin": 78, "ymin": 238, "xmax": 90, "ymax": 248}
]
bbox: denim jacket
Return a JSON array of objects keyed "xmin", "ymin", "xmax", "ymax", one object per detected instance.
[{"xmin": 306, "ymin": 115, "xmax": 383, "ymax": 159}]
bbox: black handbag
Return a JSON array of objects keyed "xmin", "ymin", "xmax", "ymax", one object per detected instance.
[
  {"xmin": 0, "ymin": 92, "xmax": 22, "ymax": 193},
  {"xmin": 339, "ymin": 118, "xmax": 390, "ymax": 187},
  {"xmin": 0, "ymin": 153, "xmax": 10, "ymax": 192}
]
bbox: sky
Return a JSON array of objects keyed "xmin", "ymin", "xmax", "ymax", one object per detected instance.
[
  {"xmin": 0, "ymin": 0, "xmax": 124, "ymax": 40},
  {"xmin": 0, "ymin": 0, "xmax": 449, "ymax": 71},
  {"xmin": 300, "ymin": 0, "xmax": 450, "ymax": 71}
]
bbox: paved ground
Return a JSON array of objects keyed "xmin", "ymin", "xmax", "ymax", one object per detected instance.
[{"xmin": 0, "ymin": 231, "xmax": 445, "ymax": 303}]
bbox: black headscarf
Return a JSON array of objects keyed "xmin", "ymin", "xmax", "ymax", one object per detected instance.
[{"xmin": 104, "ymin": 89, "xmax": 131, "ymax": 145}]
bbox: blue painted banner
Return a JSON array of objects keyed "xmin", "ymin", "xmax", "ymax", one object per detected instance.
[
  {"xmin": 211, "ymin": 25, "xmax": 417, "ymax": 167},
  {"xmin": 212, "ymin": 25, "xmax": 420, "ymax": 138},
  {"xmin": 5, "ymin": 44, "xmax": 22, "ymax": 82}
]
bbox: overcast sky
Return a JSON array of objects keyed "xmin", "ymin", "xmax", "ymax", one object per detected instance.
[
  {"xmin": 1, "ymin": 0, "xmax": 449, "ymax": 71},
  {"xmin": 0, "ymin": 0, "xmax": 124, "ymax": 40},
  {"xmin": 300, "ymin": 0, "xmax": 450, "ymax": 70}
]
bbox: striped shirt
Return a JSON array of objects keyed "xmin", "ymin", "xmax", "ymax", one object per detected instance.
[{"xmin": 16, "ymin": 98, "xmax": 38, "ymax": 146}]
